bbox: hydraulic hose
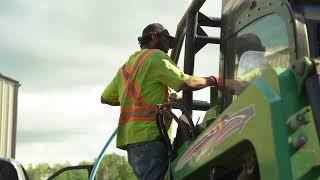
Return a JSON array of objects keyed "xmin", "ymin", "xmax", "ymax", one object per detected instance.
[
  {"xmin": 158, "ymin": 102, "xmax": 195, "ymax": 138},
  {"xmin": 156, "ymin": 113, "xmax": 174, "ymax": 159},
  {"xmin": 89, "ymin": 128, "xmax": 117, "ymax": 180},
  {"xmin": 156, "ymin": 102, "xmax": 196, "ymax": 160}
]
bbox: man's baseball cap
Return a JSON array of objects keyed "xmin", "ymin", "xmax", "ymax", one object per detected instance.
[{"xmin": 138, "ymin": 23, "xmax": 176, "ymax": 48}]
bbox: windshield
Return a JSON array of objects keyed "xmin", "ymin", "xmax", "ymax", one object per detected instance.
[
  {"xmin": 231, "ymin": 14, "xmax": 293, "ymax": 96},
  {"xmin": 233, "ymin": 47, "xmax": 289, "ymax": 95},
  {"xmin": 236, "ymin": 51, "xmax": 266, "ymax": 78},
  {"xmin": 236, "ymin": 48, "xmax": 290, "ymax": 80}
]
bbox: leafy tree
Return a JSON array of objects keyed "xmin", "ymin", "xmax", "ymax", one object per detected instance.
[
  {"xmin": 96, "ymin": 153, "xmax": 136, "ymax": 180},
  {"xmin": 24, "ymin": 154, "xmax": 136, "ymax": 180},
  {"xmin": 26, "ymin": 163, "xmax": 51, "ymax": 180}
]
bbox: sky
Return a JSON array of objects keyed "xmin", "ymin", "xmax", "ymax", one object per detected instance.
[{"xmin": 0, "ymin": 0, "xmax": 222, "ymax": 165}]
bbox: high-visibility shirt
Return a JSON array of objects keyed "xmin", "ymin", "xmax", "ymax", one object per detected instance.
[{"xmin": 101, "ymin": 49, "xmax": 189, "ymax": 149}]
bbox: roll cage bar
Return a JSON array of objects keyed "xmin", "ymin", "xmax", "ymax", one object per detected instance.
[{"xmin": 170, "ymin": 0, "xmax": 221, "ymax": 116}]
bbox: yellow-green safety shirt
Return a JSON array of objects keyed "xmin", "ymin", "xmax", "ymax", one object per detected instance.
[{"xmin": 101, "ymin": 49, "xmax": 189, "ymax": 149}]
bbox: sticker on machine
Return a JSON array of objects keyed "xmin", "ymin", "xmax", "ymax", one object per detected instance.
[{"xmin": 175, "ymin": 105, "xmax": 256, "ymax": 171}]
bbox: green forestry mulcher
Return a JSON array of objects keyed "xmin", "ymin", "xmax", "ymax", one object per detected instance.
[{"xmin": 156, "ymin": 0, "xmax": 320, "ymax": 179}]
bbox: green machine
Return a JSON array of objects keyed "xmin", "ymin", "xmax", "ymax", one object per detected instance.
[{"xmin": 157, "ymin": 0, "xmax": 320, "ymax": 179}]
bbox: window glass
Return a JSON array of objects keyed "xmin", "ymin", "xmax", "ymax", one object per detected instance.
[{"xmin": 232, "ymin": 14, "xmax": 293, "ymax": 94}]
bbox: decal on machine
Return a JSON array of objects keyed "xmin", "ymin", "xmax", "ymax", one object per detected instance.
[{"xmin": 175, "ymin": 105, "xmax": 256, "ymax": 171}]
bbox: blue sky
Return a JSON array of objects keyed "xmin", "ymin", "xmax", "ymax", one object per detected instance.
[{"xmin": 0, "ymin": 0, "xmax": 222, "ymax": 165}]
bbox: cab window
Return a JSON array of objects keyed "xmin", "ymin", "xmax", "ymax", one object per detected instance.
[
  {"xmin": 235, "ymin": 14, "xmax": 292, "ymax": 79},
  {"xmin": 223, "ymin": 13, "xmax": 296, "ymax": 106}
]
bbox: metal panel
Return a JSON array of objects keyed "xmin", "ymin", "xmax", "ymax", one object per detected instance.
[{"xmin": 0, "ymin": 73, "xmax": 19, "ymax": 158}]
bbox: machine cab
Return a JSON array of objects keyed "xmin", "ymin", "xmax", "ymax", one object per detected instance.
[{"xmin": 168, "ymin": 0, "xmax": 320, "ymax": 179}]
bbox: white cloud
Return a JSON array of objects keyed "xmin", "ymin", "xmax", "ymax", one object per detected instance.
[
  {"xmin": 16, "ymin": 133, "xmax": 126, "ymax": 165},
  {"xmin": 17, "ymin": 86, "xmax": 118, "ymax": 132},
  {"xmin": 16, "ymin": 86, "xmax": 124, "ymax": 164}
]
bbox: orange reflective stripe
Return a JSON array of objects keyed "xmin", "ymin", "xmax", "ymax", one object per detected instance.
[
  {"xmin": 127, "ymin": 82, "xmax": 144, "ymax": 106},
  {"xmin": 129, "ymin": 50, "xmax": 156, "ymax": 79},
  {"xmin": 119, "ymin": 108, "xmax": 157, "ymax": 125},
  {"xmin": 131, "ymin": 80, "xmax": 154, "ymax": 108},
  {"xmin": 121, "ymin": 64, "xmax": 129, "ymax": 81},
  {"xmin": 120, "ymin": 67, "xmax": 128, "ymax": 84},
  {"xmin": 127, "ymin": 50, "xmax": 156, "ymax": 107},
  {"xmin": 119, "ymin": 49, "xmax": 158, "ymax": 125},
  {"xmin": 121, "ymin": 66, "xmax": 141, "ymax": 105},
  {"xmin": 121, "ymin": 49, "xmax": 156, "ymax": 105},
  {"xmin": 121, "ymin": 67, "xmax": 143, "ymax": 106},
  {"xmin": 119, "ymin": 117, "xmax": 156, "ymax": 125},
  {"xmin": 122, "ymin": 105, "xmax": 156, "ymax": 112},
  {"xmin": 120, "ymin": 109, "xmax": 156, "ymax": 120},
  {"xmin": 125, "ymin": 63, "xmax": 130, "ymax": 74}
]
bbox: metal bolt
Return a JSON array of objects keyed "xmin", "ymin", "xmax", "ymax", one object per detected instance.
[
  {"xmin": 288, "ymin": 113, "xmax": 308, "ymax": 130},
  {"xmin": 296, "ymin": 114, "xmax": 305, "ymax": 122},
  {"xmin": 250, "ymin": 1, "xmax": 257, "ymax": 10},
  {"xmin": 291, "ymin": 134, "xmax": 308, "ymax": 150}
]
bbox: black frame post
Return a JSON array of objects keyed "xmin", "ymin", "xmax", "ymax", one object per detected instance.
[{"xmin": 183, "ymin": 11, "xmax": 198, "ymax": 116}]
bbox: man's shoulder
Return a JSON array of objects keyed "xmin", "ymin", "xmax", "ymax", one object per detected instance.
[
  {"xmin": 149, "ymin": 49, "xmax": 170, "ymax": 58},
  {"xmin": 147, "ymin": 49, "xmax": 176, "ymax": 67},
  {"xmin": 127, "ymin": 49, "xmax": 167, "ymax": 61}
]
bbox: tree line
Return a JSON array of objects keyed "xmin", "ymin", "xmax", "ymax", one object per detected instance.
[{"xmin": 25, "ymin": 153, "xmax": 136, "ymax": 180}]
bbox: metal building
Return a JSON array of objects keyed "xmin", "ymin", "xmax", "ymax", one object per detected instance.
[{"xmin": 0, "ymin": 73, "xmax": 20, "ymax": 158}]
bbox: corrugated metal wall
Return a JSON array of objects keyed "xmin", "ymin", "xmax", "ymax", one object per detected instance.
[{"xmin": 0, "ymin": 74, "xmax": 19, "ymax": 158}]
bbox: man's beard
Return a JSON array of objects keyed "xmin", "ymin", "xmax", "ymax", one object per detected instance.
[{"xmin": 155, "ymin": 40, "xmax": 168, "ymax": 53}]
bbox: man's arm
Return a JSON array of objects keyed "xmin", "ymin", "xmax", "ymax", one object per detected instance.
[
  {"xmin": 179, "ymin": 76, "xmax": 243, "ymax": 93},
  {"xmin": 101, "ymin": 96, "xmax": 120, "ymax": 106},
  {"xmin": 101, "ymin": 73, "xmax": 120, "ymax": 106},
  {"xmin": 151, "ymin": 52, "xmax": 242, "ymax": 93},
  {"xmin": 179, "ymin": 76, "xmax": 215, "ymax": 91}
]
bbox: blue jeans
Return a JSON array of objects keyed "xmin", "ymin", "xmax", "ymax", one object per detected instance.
[{"xmin": 127, "ymin": 140, "xmax": 169, "ymax": 180}]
